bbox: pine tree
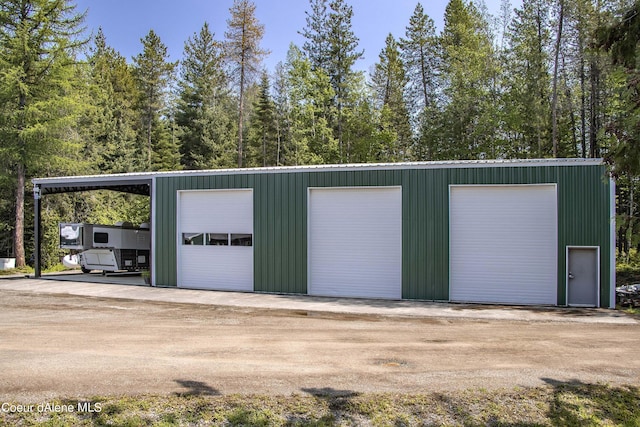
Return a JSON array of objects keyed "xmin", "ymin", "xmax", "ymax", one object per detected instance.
[
  {"xmin": 86, "ymin": 29, "xmax": 140, "ymax": 173},
  {"xmin": 597, "ymin": 0, "xmax": 640, "ymax": 174},
  {"xmin": 150, "ymin": 116, "xmax": 181, "ymax": 171},
  {"xmin": 399, "ymin": 3, "xmax": 440, "ymax": 160},
  {"xmin": 285, "ymin": 44, "xmax": 335, "ymax": 165},
  {"xmin": 551, "ymin": 0, "xmax": 565, "ymax": 157},
  {"xmin": 272, "ymin": 61, "xmax": 292, "ymax": 166},
  {"xmin": 371, "ymin": 34, "xmax": 412, "ymax": 161},
  {"xmin": 325, "ymin": 0, "xmax": 363, "ymax": 161},
  {"xmin": 224, "ymin": 0, "xmax": 269, "ymax": 168},
  {"xmin": 439, "ymin": 0, "xmax": 499, "ymax": 159},
  {"xmin": 502, "ymin": 0, "xmax": 552, "ymax": 157},
  {"xmin": 132, "ymin": 30, "xmax": 177, "ymax": 170},
  {"xmin": 176, "ymin": 22, "xmax": 235, "ymax": 170},
  {"xmin": 0, "ymin": 0, "xmax": 87, "ymax": 267},
  {"xmin": 247, "ymin": 72, "xmax": 278, "ymax": 166},
  {"xmin": 399, "ymin": 3, "xmax": 439, "ymax": 120},
  {"xmin": 301, "ymin": 0, "xmax": 331, "ymax": 71},
  {"xmin": 342, "ymin": 82, "xmax": 378, "ymax": 163},
  {"xmin": 299, "ymin": 0, "xmax": 364, "ymax": 162}
]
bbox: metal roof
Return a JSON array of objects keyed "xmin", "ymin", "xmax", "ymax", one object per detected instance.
[{"xmin": 32, "ymin": 158, "xmax": 604, "ymax": 195}]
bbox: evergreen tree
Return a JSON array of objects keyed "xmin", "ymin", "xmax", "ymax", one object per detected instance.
[
  {"xmin": 399, "ymin": 3, "xmax": 439, "ymax": 121},
  {"xmin": 301, "ymin": 0, "xmax": 331, "ymax": 71},
  {"xmin": 85, "ymin": 29, "xmax": 140, "ymax": 173},
  {"xmin": 502, "ymin": 0, "xmax": 552, "ymax": 157},
  {"xmin": 439, "ymin": 0, "xmax": 499, "ymax": 159},
  {"xmin": 325, "ymin": 0, "xmax": 363, "ymax": 161},
  {"xmin": 224, "ymin": 0, "xmax": 269, "ymax": 168},
  {"xmin": 342, "ymin": 82, "xmax": 378, "ymax": 163},
  {"xmin": 247, "ymin": 72, "xmax": 278, "ymax": 167},
  {"xmin": 150, "ymin": 116, "xmax": 181, "ymax": 171},
  {"xmin": 272, "ymin": 61, "xmax": 292, "ymax": 166},
  {"xmin": 176, "ymin": 22, "xmax": 235, "ymax": 170},
  {"xmin": 598, "ymin": 0, "xmax": 640, "ymax": 174},
  {"xmin": 132, "ymin": 30, "xmax": 177, "ymax": 170},
  {"xmin": 371, "ymin": 34, "xmax": 412, "ymax": 161},
  {"xmin": 399, "ymin": 3, "xmax": 442, "ymax": 160},
  {"xmin": 0, "ymin": 0, "xmax": 87, "ymax": 267},
  {"xmin": 285, "ymin": 44, "xmax": 335, "ymax": 165}
]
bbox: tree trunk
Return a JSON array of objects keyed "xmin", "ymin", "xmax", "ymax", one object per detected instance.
[
  {"xmin": 551, "ymin": 0, "xmax": 564, "ymax": 158},
  {"xmin": 580, "ymin": 55, "xmax": 587, "ymax": 158},
  {"xmin": 14, "ymin": 163, "xmax": 26, "ymax": 267},
  {"xmin": 262, "ymin": 127, "xmax": 267, "ymax": 167},
  {"xmin": 147, "ymin": 114, "xmax": 152, "ymax": 168},
  {"xmin": 420, "ymin": 45, "xmax": 428, "ymax": 109},
  {"xmin": 626, "ymin": 178, "xmax": 635, "ymax": 263},
  {"xmin": 589, "ymin": 58, "xmax": 600, "ymax": 158},
  {"xmin": 238, "ymin": 69, "xmax": 245, "ymax": 168}
]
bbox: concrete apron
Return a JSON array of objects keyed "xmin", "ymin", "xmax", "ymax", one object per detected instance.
[{"xmin": 0, "ymin": 274, "xmax": 635, "ymax": 325}]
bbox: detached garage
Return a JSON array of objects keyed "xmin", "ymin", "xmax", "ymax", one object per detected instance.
[{"xmin": 33, "ymin": 158, "xmax": 615, "ymax": 308}]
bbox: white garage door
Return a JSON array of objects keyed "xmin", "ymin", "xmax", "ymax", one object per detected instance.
[
  {"xmin": 178, "ymin": 189, "xmax": 253, "ymax": 291},
  {"xmin": 450, "ymin": 185, "xmax": 558, "ymax": 305},
  {"xmin": 308, "ymin": 187, "xmax": 402, "ymax": 299}
]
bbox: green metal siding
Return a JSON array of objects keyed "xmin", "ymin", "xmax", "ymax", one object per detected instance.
[{"xmin": 154, "ymin": 163, "xmax": 611, "ymax": 306}]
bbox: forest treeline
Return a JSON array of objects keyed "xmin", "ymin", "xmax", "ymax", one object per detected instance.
[{"xmin": 0, "ymin": 0, "xmax": 639, "ymax": 268}]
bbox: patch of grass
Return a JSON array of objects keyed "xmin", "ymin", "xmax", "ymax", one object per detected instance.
[
  {"xmin": 0, "ymin": 263, "xmax": 74, "ymax": 276},
  {"xmin": 616, "ymin": 259, "xmax": 640, "ymax": 286},
  {"xmin": 0, "ymin": 265, "xmax": 33, "ymax": 276},
  {"xmin": 549, "ymin": 383, "xmax": 640, "ymax": 427},
  {"xmin": 1, "ymin": 383, "xmax": 638, "ymax": 426},
  {"xmin": 618, "ymin": 305, "xmax": 640, "ymax": 317}
]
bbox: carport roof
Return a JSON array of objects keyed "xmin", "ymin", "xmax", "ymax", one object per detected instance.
[{"xmin": 33, "ymin": 173, "xmax": 152, "ymax": 196}]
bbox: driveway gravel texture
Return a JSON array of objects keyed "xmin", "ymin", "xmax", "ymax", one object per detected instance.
[{"xmin": 0, "ymin": 289, "xmax": 638, "ymax": 401}]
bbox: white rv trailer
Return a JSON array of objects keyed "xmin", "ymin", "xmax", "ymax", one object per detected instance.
[{"xmin": 59, "ymin": 222, "xmax": 150, "ymax": 273}]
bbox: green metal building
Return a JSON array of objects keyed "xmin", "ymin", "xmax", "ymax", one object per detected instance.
[{"xmin": 33, "ymin": 158, "xmax": 615, "ymax": 307}]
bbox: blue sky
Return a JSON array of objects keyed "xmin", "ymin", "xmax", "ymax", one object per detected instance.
[{"xmin": 74, "ymin": 0, "xmax": 517, "ymax": 73}]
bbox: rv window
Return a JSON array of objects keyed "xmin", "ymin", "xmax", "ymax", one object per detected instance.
[
  {"xmin": 206, "ymin": 233, "xmax": 228, "ymax": 246},
  {"xmin": 230, "ymin": 234, "xmax": 252, "ymax": 247},
  {"xmin": 94, "ymin": 232, "xmax": 109, "ymax": 244},
  {"xmin": 182, "ymin": 233, "xmax": 204, "ymax": 245},
  {"xmin": 60, "ymin": 225, "xmax": 82, "ymax": 247}
]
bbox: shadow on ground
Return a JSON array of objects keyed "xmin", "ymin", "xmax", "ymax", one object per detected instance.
[
  {"xmin": 542, "ymin": 378, "xmax": 640, "ymax": 426},
  {"xmin": 173, "ymin": 379, "xmax": 220, "ymax": 396}
]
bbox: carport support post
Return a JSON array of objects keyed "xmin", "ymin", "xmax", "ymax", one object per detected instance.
[{"xmin": 33, "ymin": 185, "xmax": 41, "ymax": 278}]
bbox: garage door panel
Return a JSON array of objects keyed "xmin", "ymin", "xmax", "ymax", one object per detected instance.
[
  {"xmin": 450, "ymin": 185, "xmax": 557, "ymax": 305},
  {"xmin": 180, "ymin": 246, "xmax": 253, "ymax": 291},
  {"xmin": 178, "ymin": 189, "xmax": 253, "ymax": 291},
  {"xmin": 179, "ymin": 191, "xmax": 252, "ymax": 232},
  {"xmin": 309, "ymin": 187, "xmax": 402, "ymax": 299}
]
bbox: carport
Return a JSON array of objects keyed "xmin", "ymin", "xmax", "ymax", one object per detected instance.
[{"xmin": 32, "ymin": 173, "xmax": 153, "ymax": 278}]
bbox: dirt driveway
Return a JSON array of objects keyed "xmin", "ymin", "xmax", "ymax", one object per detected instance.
[{"xmin": 0, "ymin": 289, "xmax": 638, "ymax": 401}]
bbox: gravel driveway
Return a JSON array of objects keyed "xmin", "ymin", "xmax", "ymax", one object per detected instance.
[{"xmin": 0, "ymin": 289, "xmax": 638, "ymax": 401}]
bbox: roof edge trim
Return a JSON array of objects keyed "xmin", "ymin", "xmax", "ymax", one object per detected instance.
[{"xmin": 32, "ymin": 158, "xmax": 604, "ymax": 185}]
